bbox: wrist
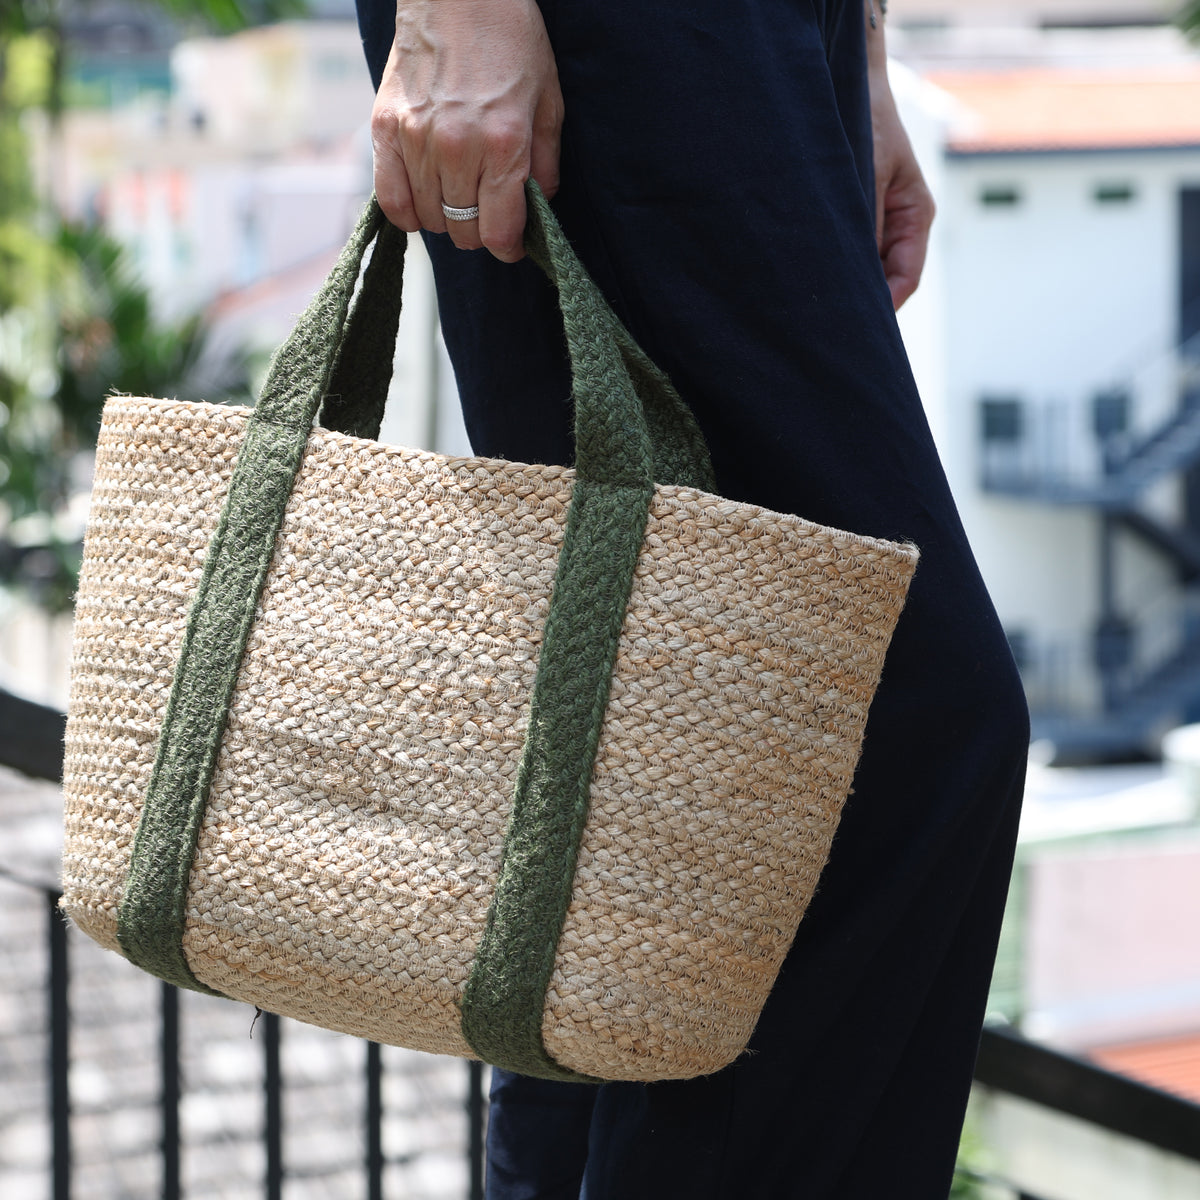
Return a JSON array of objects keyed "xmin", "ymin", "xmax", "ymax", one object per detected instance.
[{"xmin": 864, "ymin": 1, "xmax": 888, "ymax": 74}]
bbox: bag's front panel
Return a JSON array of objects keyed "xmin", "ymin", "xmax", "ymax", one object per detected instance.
[
  {"xmin": 63, "ymin": 399, "xmax": 917, "ymax": 1080},
  {"xmin": 543, "ymin": 489, "xmax": 917, "ymax": 1080},
  {"xmin": 62, "ymin": 399, "xmax": 249, "ymax": 948},
  {"xmin": 183, "ymin": 429, "xmax": 573, "ymax": 1054}
]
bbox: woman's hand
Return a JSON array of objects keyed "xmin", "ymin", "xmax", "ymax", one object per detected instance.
[
  {"xmin": 370, "ymin": 0, "xmax": 564, "ymax": 262},
  {"xmin": 865, "ymin": 5, "xmax": 935, "ymax": 310}
]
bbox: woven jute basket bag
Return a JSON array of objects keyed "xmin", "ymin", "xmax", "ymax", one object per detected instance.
[{"xmin": 61, "ymin": 186, "xmax": 918, "ymax": 1083}]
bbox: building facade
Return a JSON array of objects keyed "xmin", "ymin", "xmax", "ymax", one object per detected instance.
[{"xmin": 896, "ymin": 39, "xmax": 1200, "ymax": 758}]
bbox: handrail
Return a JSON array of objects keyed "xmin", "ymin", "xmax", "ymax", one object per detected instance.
[
  {"xmin": 0, "ymin": 863, "xmax": 487, "ymax": 1200},
  {"xmin": 5, "ymin": 705, "xmax": 1198, "ymax": 1188},
  {"xmin": 976, "ymin": 1024, "xmax": 1200, "ymax": 1162},
  {"xmin": 0, "ymin": 686, "xmax": 66, "ymax": 783},
  {"xmin": 0, "ymin": 697, "xmax": 488, "ymax": 1199}
]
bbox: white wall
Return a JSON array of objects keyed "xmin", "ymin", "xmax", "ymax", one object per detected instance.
[
  {"xmin": 906, "ymin": 139, "xmax": 1200, "ymax": 692},
  {"xmin": 893, "ymin": 0, "xmax": 1176, "ymax": 26},
  {"xmin": 103, "ymin": 155, "xmax": 367, "ymax": 324},
  {"xmin": 942, "ymin": 152, "xmax": 1181, "ymax": 402},
  {"xmin": 171, "ymin": 22, "xmax": 375, "ymax": 154}
]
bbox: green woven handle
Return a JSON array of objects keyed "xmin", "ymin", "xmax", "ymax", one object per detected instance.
[
  {"xmin": 320, "ymin": 185, "xmax": 714, "ymax": 490},
  {"xmin": 117, "ymin": 185, "xmax": 714, "ymax": 1082}
]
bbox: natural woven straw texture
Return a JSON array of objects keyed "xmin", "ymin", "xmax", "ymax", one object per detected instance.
[{"xmin": 63, "ymin": 391, "xmax": 916, "ymax": 1080}]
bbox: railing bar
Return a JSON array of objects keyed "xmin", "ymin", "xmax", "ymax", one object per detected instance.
[
  {"xmin": 161, "ymin": 983, "xmax": 181, "ymax": 1200},
  {"xmin": 263, "ymin": 1012, "xmax": 283, "ymax": 1200},
  {"xmin": 366, "ymin": 1042, "xmax": 383, "ymax": 1200},
  {"xmin": 467, "ymin": 1060, "xmax": 485, "ymax": 1200},
  {"xmin": 0, "ymin": 686, "xmax": 67, "ymax": 782},
  {"xmin": 0, "ymin": 863, "xmax": 61, "ymax": 891},
  {"xmin": 976, "ymin": 1025, "xmax": 1200, "ymax": 1162},
  {"xmin": 47, "ymin": 889, "xmax": 71, "ymax": 1200}
]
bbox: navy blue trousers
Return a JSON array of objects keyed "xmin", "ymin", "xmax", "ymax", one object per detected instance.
[{"xmin": 355, "ymin": 2, "xmax": 1029, "ymax": 1196}]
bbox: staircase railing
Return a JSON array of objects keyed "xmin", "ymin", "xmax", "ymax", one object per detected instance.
[
  {"xmin": 981, "ymin": 331, "xmax": 1200, "ymax": 504},
  {"xmin": 1020, "ymin": 589, "xmax": 1200, "ymax": 754}
]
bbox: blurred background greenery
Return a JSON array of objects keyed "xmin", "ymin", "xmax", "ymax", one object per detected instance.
[{"xmin": 0, "ymin": 0, "xmax": 303, "ymax": 612}]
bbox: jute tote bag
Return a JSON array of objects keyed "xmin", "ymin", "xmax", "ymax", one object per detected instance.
[{"xmin": 61, "ymin": 185, "xmax": 918, "ymax": 1083}]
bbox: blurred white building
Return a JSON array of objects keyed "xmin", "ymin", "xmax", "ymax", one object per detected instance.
[
  {"xmin": 892, "ymin": 27, "xmax": 1200, "ymax": 760},
  {"xmin": 887, "ymin": 23, "xmax": 1200, "ymax": 1198},
  {"xmin": 56, "ymin": 19, "xmax": 468, "ymax": 460}
]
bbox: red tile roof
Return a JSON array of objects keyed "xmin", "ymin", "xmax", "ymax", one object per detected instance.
[
  {"xmin": 925, "ymin": 67, "xmax": 1200, "ymax": 153},
  {"xmin": 1089, "ymin": 1030, "xmax": 1200, "ymax": 1105}
]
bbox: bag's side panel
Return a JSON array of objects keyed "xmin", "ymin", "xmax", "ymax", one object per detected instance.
[
  {"xmin": 543, "ymin": 488, "xmax": 918, "ymax": 1080},
  {"xmin": 181, "ymin": 430, "xmax": 572, "ymax": 1055},
  {"xmin": 62, "ymin": 398, "xmax": 250, "ymax": 949}
]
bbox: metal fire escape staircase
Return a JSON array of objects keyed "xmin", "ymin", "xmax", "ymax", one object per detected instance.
[{"xmin": 983, "ymin": 342, "xmax": 1200, "ymax": 758}]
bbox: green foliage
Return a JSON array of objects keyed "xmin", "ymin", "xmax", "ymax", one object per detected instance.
[
  {"xmin": 2, "ymin": 0, "xmax": 307, "ymax": 40},
  {"xmin": 0, "ymin": 2, "xmax": 37, "ymax": 38},
  {"xmin": 152, "ymin": 0, "xmax": 309, "ymax": 35},
  {"xmin": 949, "ymin": 1167, "xmax": 989, "ymax": 1199},
  {"xmin": 0, "ymin": 0, "xmax": 277, "ymax": 613},
  {"xmin": 1, "ymin": 218, "xmax": 253, "ymax": 611},
  {"xmin": 54, "ymin": 223, "xmax": 208, "ymax": 435},
  {"xmin": 1179, "ymin": 2, "xmax": 1200, "ymax": 40},
  {"xmin": 2, "ymin": 28, "xmax": 54, "ymax": 109},
  {"xmin": 951, "ymin": 1116, "xmax": 998, "ymax": 1199},
  {"xmin": 0, "ymin": 35, "xmax": 48, "ymax": 234}
]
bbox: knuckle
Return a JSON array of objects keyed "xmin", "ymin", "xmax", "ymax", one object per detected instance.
[
  {"xmin": 369, "ymin": 103, "xmax": 391, "ymax": 139},
  {"xmin": 490, "ymin": 122, "xmax": 530, "ymax": 161},
  {"xmin": 473, "ymin": 114, "xmax": 530, "ymax": 168},
  {"xmin": 482, "ymin": 233, "xmax": 522, "ymax": 263},
  {"xmin": 370, "ymin": 104, "xmax": 404, "ymax": 149},
  {"xmin": 395, "ymin": 108, "xmax": 431, "ymax": 151},
  {"xmin": 377, "ymin": 194, "xmax": 418, "ymax": 233},
  {"xmin": 432, "ymin": 119, "xmax": 473, "ymax": 163}
]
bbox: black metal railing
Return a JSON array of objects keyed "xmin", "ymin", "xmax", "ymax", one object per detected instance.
[
  {"xmin": 0, "ymin": 862, "xmax": 487, "ymax": 1200},
  {"xmin": 1, "ymin": 685, "xmax": 486, "ymax": 1200},
  {"xmin": 0, "ymin": 686, "xmax": 67, "ymax": 784},
  {"xmin": 978, "ymin": 335, "xmax": 1200, "ymax": 506},
  {"xmin": 975, "ymin": 1022, "xmax": 1200, "ymax": 1164},
  {"xmin": 6, "ymin": 685, "xmax": 1200, "ymax": 1198},
  {"xmin": 48, "ymin": 885, "xmax": 70, "ymax": 1200}
]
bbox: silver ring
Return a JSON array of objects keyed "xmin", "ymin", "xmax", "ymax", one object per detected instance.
[{"xmin": 441, "ymin": 202, "xmax": 480, "ymax": 222}]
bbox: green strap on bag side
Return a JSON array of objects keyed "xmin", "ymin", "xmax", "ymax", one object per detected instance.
[
  {"xmin": 116, "ymin": 184, "xmax": 715, "ymax": 1081},
  {"xmin": 116, "ymin": 199, "xmax": 393, "ymax": 997}
]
